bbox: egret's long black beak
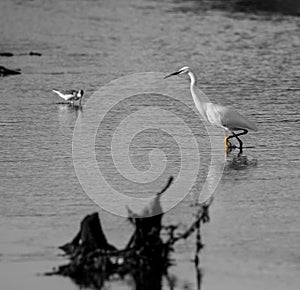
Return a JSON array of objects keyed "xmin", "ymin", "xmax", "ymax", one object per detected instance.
[{"xmin": 164, "ymin": 71, "xmax": 180, "ymax": 79}]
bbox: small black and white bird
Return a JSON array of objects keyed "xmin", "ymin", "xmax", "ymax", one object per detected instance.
[{"xmin": 52, "ymin": 89, "xmax": 84, "ymax": 106}]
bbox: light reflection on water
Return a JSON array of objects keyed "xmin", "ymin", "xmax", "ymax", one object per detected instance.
[{"xmin": 0, "ymin": 0, "xmax": 299, "ymax": 289}]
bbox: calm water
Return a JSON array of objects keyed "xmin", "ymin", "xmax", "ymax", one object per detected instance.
[{"xmin": 0, "ymin": 0, "xmax": 300, "ymax": 289}]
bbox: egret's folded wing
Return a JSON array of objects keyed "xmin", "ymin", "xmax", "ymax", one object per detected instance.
[{"xmin": 218, "ymin": 106, "xmax": 258, "ymax": 131}]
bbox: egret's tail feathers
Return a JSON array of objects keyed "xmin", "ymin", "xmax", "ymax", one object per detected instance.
[{"xmin": 247, "ymin": 120, "xmax": 258, "ymax": 131}]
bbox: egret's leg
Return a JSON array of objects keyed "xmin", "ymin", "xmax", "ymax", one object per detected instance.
[
  {"xmin": 232, "ymin": 129, "xmax": 248, "ymax": 154},
  {"xmin": 229, "ymin": 132, "xmax": 243, "ymax": 154},
  {"xmin": 235, "ymin": 134, "xmax": 243, "ymax": 154},
  {"xmin": 224, "ymin": 136, "xmax": 234, "ymax": 154}
]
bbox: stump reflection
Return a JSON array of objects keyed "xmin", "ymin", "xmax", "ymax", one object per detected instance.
[{"xmin": 50, "ymin": 177, "xmax": 211, "ymax": 290}]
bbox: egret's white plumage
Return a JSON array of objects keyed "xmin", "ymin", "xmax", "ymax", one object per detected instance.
[
  {"xmin": 164, "ymin": 66, "xmax": 257, "ymax": 153},
  {"xmin": 204, "ymin": 103, "xmax": 257, "ymax": 131}
]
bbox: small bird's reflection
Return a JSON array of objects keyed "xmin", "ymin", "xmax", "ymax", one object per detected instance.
[{"xmin": 58, "ymin": 103, "xmax": 82, "ymax": 131}]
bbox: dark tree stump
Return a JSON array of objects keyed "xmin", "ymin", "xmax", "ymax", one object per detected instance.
[
  {"xmin": 50, "ymin": 176, "xmax": 211, "ymax": 290},
  {"xmin": 59, "ymin": 212, "xmax": 117, "ymax": 257}
]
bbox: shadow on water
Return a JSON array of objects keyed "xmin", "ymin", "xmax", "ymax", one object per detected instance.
[
  {"xmin": 169, "ymin": 0, "xmax": 300, "ymax": 16},
  {"xmin": 65, "ymin": 266, "xmax": 202, "ymax": 290},
  {"xmin": 225, "ymin": 151, "xmax": 258, "ymax": 170}
]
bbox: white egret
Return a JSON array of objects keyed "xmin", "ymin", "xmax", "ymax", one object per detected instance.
[
  {"xmin": 52, "ymin": 89, "xmax": 84, "ymax": 106},
  {"xmin": 164, "ymin": 66, "xmax": 257, "ymax": 154}
]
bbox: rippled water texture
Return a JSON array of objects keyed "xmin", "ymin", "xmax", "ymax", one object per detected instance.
[{"xmin": 0, "ymin": 0, "xmax": 299, "ymax": 289}]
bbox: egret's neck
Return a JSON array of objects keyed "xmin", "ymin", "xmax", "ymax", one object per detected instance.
[
  {"xmin": 188, "ymin": 71, "xmax": 199, "ymax": 103},
  {"xmin": 188, "ymin": 71, "xmax": 197, "ymax": 87},
  {"xmin": 188, "ymin": 71, "xmax": 207, "ymax": 119}
]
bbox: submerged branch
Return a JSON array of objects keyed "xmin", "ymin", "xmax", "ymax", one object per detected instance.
[{"xmin": 49, "ymin": 177, "xmax": 212, "ymax": 290}]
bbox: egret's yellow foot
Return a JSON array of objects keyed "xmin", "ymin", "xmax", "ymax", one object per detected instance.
[
  {"xmin": 224, "ymin": 136, "xmax": 229, "ymax": 145},
  {"xmin": 224, "ymin": 136, "xmax": 230, "ymax": 154}
]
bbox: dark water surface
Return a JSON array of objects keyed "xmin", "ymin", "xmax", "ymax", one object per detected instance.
[{"xmin": 0, "ymin": 0, "xmax": 299, "ymax": 289}]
